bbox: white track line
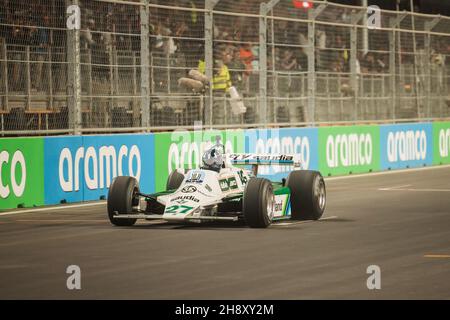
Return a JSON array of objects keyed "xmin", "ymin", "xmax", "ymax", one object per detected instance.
[
  {"xmin": 379, "ymin": 188, "xmax": 450, "ymax": 192},
  {"xmin": 0, "ymin": 201, "xmax": 106, "ymax": 216},
  {"xmin": 2, "ymin": 164, "xmax": 450, "ymax": 217},
  {"xmin": 378, "ymin": 184, "xmax": 412, "ymax": 191},
  {"xmin": 325, "ymin": 164, "xmax": 450, "ymax": 181},
  {"xmin": 276, "ymin": 215, "xmax": 338, "ymax": 226}
]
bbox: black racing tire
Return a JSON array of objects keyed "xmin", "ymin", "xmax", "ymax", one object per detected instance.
[
  {"xmin": 286, "ymin": 170, "xmax": 326, "ymax": 221},
  {"xmin": 243, "ymin": 178, "xmax": 274, "ymax": 228},
  {"xmin": 107, "ymin": 176, "xmax": 139, "ymax": 226},
  {"xmin": 166, "ymin": 170, "xmax": 185, "ymax": 190}
]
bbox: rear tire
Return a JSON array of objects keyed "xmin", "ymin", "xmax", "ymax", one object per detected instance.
[
  {"xmin": 107, "ymin": 176, "xmax": 139, "ymax": 226},
  {"xmin": 166, "ymin": 170, "xmax": 184, "ymax": 190},
  {"xmin": 243, "ymin": 178, "xmax": 274, "ymax": 228},
  {"xmin": 286, "ymin": 170, "xmax": 326, "ymax": 220}
]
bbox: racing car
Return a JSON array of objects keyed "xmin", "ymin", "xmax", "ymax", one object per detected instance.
[{"xmin": 107, "ymin": 138, "xmax": 326, "ymax": 228}]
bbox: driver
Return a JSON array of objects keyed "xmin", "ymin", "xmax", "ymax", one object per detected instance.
[{"xmin": 202, "ymin": 145, "xmax": 224, "ymax": 172}]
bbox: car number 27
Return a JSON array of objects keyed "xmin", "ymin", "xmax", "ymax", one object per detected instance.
[{"xmin": 165, "ymin": 205, "xmax": 194, "ymax": 214}]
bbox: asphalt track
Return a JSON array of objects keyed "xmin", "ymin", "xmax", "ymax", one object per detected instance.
[{"xmin": 1, "ymin": 166, "xmax": 450, "ymax": 299}]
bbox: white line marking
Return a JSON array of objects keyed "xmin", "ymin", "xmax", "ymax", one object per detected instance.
[
  {"xmin": 424, "ymin": 255, "xmax": 450, "ymax": 259},
  {"xmin": 379, "ymin": 188, "xmax": 450, "ymax": 192},
  {"xmin": 0, "ymin": 201, "xmax": 106, "ymax": 216},
  {"xmin": 15, "ymin": 219, "xmax": 108, "ymax": 223},
  {"xmin": 276, "ymin": 215, "xmax": 338, "ymax": 226},
  {"xmin": 325, "ymin": 164, "xmax": 450, "ymax": 181},
  {"xmin": 378, "ymin": 184, "xmax": 412, "ymax": 191}
]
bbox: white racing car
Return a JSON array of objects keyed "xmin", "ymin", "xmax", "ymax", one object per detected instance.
[{"xmin": 107, "ymin": 138, "xmax": 326, "ymax": 228}]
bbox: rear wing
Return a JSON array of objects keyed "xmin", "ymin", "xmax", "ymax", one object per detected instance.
[{"xmin": 227, "ymin": 153, "xmax": 302, "ymax": 168}]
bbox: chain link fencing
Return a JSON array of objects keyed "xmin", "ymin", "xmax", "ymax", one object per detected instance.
[{"xmin": 0, "ymin": 0, "xmax": 449, "ymax": 135}]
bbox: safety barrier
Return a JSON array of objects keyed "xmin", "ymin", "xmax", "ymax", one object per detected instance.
[{"xmin": 1, "ymin": 121, "xmax": 450, "ymax": 210}]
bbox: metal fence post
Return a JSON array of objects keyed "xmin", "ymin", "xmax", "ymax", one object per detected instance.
[
  {"xmin": 87, "ymin": 49, "xmax": 93, "ymax": 122},
  {"xmin": 25, "ymin": 46, "xmax": 31, "ymax": 110},
  {"xmin": 108, "ymin": 45, "xmax": 114, "ymax": 127},
  {"xmin": 410, "ymin": 8, "xmax": 421, "ymax": 119},
  {"xmin": 389, "ymin": 23, "xmax": 396, "ymax": 122},
  {"xmin": 306, "ymin": 3, "xmax": 327, "ymax": 125},
  {"xmin": 1, "ymin": 40, "xmax": 8, "ymax": 111},
  {"xmin": 307, "ymin": 9, "xmax": 316, "ymax": 125},
  {"xmin": 258, "ymin": 0, "xmax": 281, "ymax": 126},
  {"xmin": 48, "ymin": 46, "xmax": 54, "ymax": 109},
  {"xmin": 132, "ymin": 52, "xmax": 139, "ymax": 127},
  {"xmin": 390, "ymin": 13, "xmax": 407, "ymax": 123},
  {"xmin": 205, "ymin": 0, "xmax": 219, "ymax": 128},
  {"xmin": 425, "ymin": 17, "xmax": 441, "ymax": 119},
  {"xmin": 350, "ymin": 11, "xmax": 364, "ymax": 122},
  {"xmin": 140, "ymin": 0, "xmax": 150, "ymax": 130},
  {"xmin": 259, "ymin": 3, "xmax": 268, "ymax": 126},
  {"xmin": 66, "ymin": 0, "xmax": 82, "ymax": 134}
]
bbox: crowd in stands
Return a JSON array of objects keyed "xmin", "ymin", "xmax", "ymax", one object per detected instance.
[{"xmin": 0, "ymin": 0, "xmax": 448, "ymax": 94}]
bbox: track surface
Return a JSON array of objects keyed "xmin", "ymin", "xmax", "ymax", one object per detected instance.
[{"xmin": 1, "ymin": 166, "xmax": 450, "ymax": 299}]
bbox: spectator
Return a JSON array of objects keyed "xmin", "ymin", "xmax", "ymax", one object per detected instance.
[
  {"xmin": 32, "ymin": 15, "xmax": 50, "ymax": 91},
  {"xmin": 9, "ymin": 20, "xmax": 27, "ymax": 91},
  {"xmin": 279, "ymin": 49, "xmax": 298, "ymax": 71},
  {"xmin": 297, "ymin": 47, "xmax": 308, "ymax": 71},
  {"xmin": 0, "ymin": 6, "xmax": 6, "ymax": 41},
  {"xmin": 315, "ymin": 27, "xmax": 327, "ymax": 71},
  {"xmin": 198, "ymin": 45, "xmax": 232, "ymax": 124},
  {"xmin": 239, "ymin": 42, "xmax": 254, "ymax": 78},
  {"xmin": 228, "ymin": 48, "xmax": 246, "ymax": 91},
  {"xmin": 153, "ymin": 19, "xmax": 176, "ymax": 55},
  {"xmin": 81, "ymin": 19, "xmax": 96, "ymax": 49},
  {"xmin": 333, "ymin": 34, "xmax": 349, "ymax": 72},
  {"xmin": 360, "ymin": 52, "xmax": 376, "ymax": 73}
]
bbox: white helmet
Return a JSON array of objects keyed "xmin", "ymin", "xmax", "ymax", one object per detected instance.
[{"xmin": 202, "ymin": 146, "xmax": 224, "ymax": 172}]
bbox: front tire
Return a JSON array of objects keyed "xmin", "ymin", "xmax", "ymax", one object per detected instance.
[
  {"xmin": 286, "ymin": 170, "xmax": 326, "ymax": 220},
  {"xmin": 166, "ymin": 169, "xmax": 184, "ymax": 190},
  {"xmin": 107, "ymin": 176, "xmax": 139, "ymax": 226},
  {"xmin": 243, "ymin": 178, "xmax": 274, "ymax": 228}
]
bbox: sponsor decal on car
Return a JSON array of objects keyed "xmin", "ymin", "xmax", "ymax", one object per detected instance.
[
  {"xmin": 274, "ymin": 200, "xmax": 283, "ymax": 212},
  {"xmin": 164, "ymin": 205, "xmax": 194, "ymax": 215},
  {"xmin": 219, "ymin": 177, "xmax": 238, "ymax": 192},
  {"xmin": 229, "ymin": 154, "xmax": 295, "ymax": 163},
  {"xmin": 237, "ymin": 170, "xmax": 248, "ymax": 185},
  {"xmin": 185, "ymin": 170, "xmax": 205, "ymax": 183},
  {"xmin": 171, "ymin": 195, "xmax": 200, "ymax": 203},
  {"xmin": 273, "ymin": 194, "xmax": 290, "ymax": 218},
  {"xmin": 181, "ymin": 185, "xmax": 197, "ymax": 193}
]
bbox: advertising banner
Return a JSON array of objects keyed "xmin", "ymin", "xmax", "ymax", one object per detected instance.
[
  {"xmin": 433, "ymin": 122, "xmax": 450, "ymax": 165},
  {"xmin": 153, "ymin": 129, "xmax": 244, "ymax": 192},
  {"xmin": 44, "ymin": 134, "xmax": 155, "ymax": 204},
  {"xmin": 0, "ymin": 137, "xmax": 45, "ymax": 209},
  {"xmin": 380, "ymin": 123, "xmax": 433, "ymax": 170},
  {"xmin": 244, "ymin": 127, "xmax": 319, "ymax": 180},
  {"xmin": 1, "ymin": 121, "xmax": 446, "ymax": 210},
  {"xmin": 318, "ymin": 125, "xmax": 380, "ymax": 176}
]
